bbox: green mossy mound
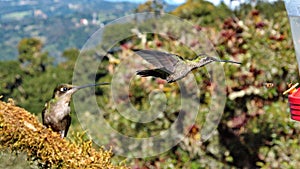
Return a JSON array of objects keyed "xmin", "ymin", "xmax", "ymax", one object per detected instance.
[{"xmin": 0, "ymin": 100, "xmax": 127, "ymax": 169}]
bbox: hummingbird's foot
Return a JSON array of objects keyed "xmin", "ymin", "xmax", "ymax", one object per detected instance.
[{"xmin": 59, "ymin": 130, "xmax": 66, "ymax": 138}]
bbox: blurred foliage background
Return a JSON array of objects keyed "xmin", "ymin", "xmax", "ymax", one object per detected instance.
[{"xmin": 1, "ymin": 0, "xmax": 300, "ymax": 168}]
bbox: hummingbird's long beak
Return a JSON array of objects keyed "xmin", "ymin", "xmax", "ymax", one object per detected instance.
[
  {"xmin": 75, "ymin": 82, "xmax": 110, "ymax": 90},
  {"xmin": 66, "ymin": 83, "xmax": 110, "ymax": 95},
  {"xmin": 199, "ymin": 54, "xmax": 241, "ymax": 65},
  {"xmin": 218, "ymin": 59, "xmax": 241, "ymax": 65}
]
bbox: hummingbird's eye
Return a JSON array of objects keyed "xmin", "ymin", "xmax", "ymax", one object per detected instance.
[{"xmin": 60, "ymin": 87, "xmax": 68, "ymax": 92}]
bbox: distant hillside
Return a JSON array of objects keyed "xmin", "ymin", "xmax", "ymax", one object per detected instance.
[{"xmin": 0, "ymin": 0, "xmax": 177, "ymax": 61}]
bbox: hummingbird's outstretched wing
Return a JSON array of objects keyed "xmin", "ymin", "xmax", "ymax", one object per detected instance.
[{"xmin": 134, "ymin": 50, "xmax": 180, "ymax": 73}]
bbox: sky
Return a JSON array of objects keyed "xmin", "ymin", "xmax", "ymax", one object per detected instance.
[
  {"xmin": 105, "ymin": 0, "xmax": 278, "ymax": 6},
  {"xmin": 105, "ymin": 0, "xmax": 186, "ymax": 5}
]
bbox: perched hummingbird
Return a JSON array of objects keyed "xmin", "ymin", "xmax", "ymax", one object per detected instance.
[
  {"xmin": 135, "ymin": 50, "xmax": 241, "ymax": 83},
  {"xmin": 42, "ymin": 83, "xmax": 109, "ymax": 138}
]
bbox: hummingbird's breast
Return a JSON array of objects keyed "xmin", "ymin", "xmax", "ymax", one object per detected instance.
[
  {"xmin": 45, "ymin": 99, "xmax": 71, "ymax": 124},
  {"xmin": 168, "ymin": 63, "xmax": 190, "ymax": 82}
]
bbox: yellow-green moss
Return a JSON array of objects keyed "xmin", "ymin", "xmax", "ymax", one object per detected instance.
[{"xmin": 0, "ymin": 100, "xmax": 127, "ymax": 169}]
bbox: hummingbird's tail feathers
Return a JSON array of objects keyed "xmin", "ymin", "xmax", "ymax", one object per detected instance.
[
  {"xmin": 137, "ymin": 69, "xmax": 163, "ymax": 78},
  {"xmin": 137, "ymin": 68, "xmax": 170, "ymax": 80},
  {"xmin": 132, "ymin": 48, "xmax": 141, "ymax": 52}
]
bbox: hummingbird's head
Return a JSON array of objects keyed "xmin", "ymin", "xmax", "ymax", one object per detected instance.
[
  {"xmin": 53, "ymin": 84, "xmax": 79, "ymax": 99},
  {"xmin": 195, "ymin": 54, "xmax": 241, "ymax": 67},
  {"xmin": 52, "ymin": 83, "xmax": 110, "ymax": 99}
]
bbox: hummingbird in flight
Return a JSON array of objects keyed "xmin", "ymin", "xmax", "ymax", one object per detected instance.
[
  {"xmin": 135, "ymin": 50, "xmax": 241, "ymax": 83},
  {"xmin": 42, "ymin": 83, "xmax": 109, "ymax": 138}
]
